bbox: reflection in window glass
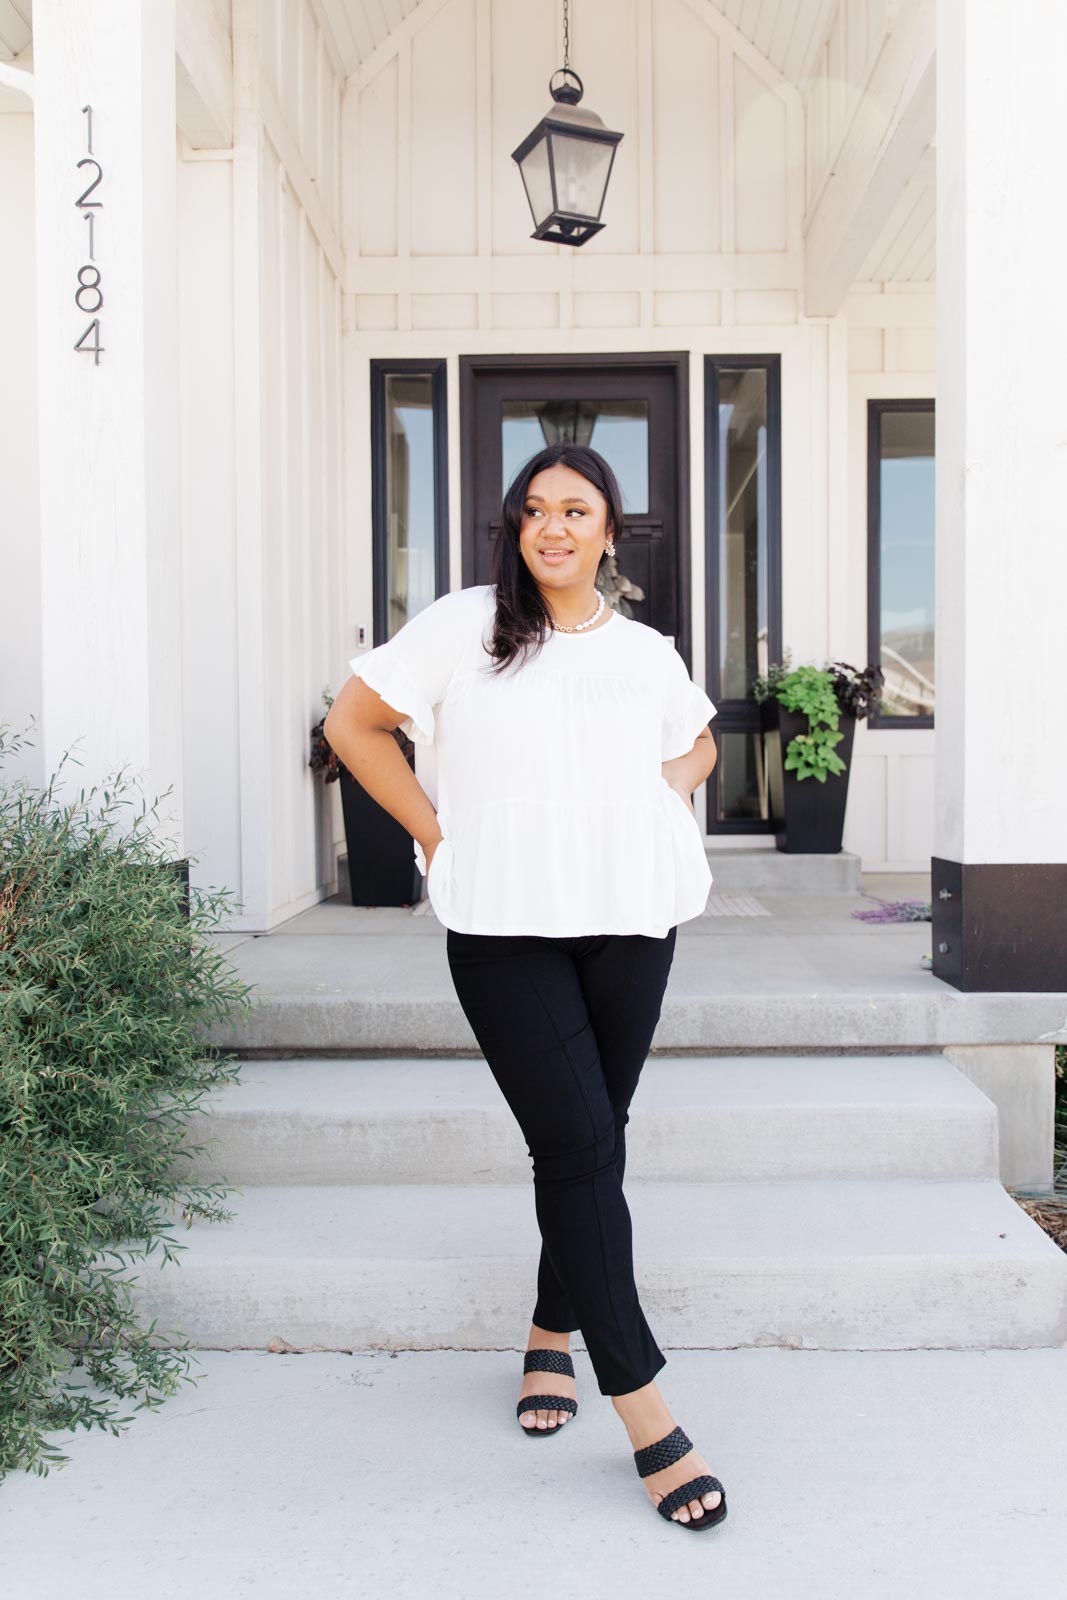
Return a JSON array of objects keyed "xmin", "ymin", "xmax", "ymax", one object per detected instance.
[
  {"xmin": 710, "ymin": 731, "xmax": 772, "ymax": 825},
  {"xmin": 876, "ymin": 408, "xmax": 935, "ymax": 716},
  {"xmin": 384, "ymin": 374, "xmax": 437, "ymax": 638},
  {"xmin": 502, "ymin": 399, "xmax": 650, "ymax": 513},
  {"xmin": 717, "ymin": 368, "xmax": 769, "ymax": 700}
]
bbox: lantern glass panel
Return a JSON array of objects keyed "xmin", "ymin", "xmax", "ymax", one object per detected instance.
[
  {"xmin": 548, "ymin": 130, "xmax": 615, "ymax": 220},
  {"xmin": 518, "ymin": 135, "xmax": 555, "ymax": 229}
]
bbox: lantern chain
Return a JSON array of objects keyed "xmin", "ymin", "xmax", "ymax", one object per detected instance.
[{"xmin": 563, "ymin": 0, "xmax": 570, "ymax": 70}]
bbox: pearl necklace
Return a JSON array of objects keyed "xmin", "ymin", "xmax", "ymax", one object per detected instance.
[{"xmin": 550, "ymin": 590, "xmax": 606, "ymax": 632}]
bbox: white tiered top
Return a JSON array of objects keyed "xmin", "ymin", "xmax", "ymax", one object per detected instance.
[{"xmin": 348, "ymin": 583, "xmax": 718, "ymax": 937}]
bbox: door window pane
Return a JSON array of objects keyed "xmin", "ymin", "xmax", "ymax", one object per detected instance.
[
  {"xmin": 501, "ymin": 398, "xmax": 650, "ymax": 513},
  {"xmin": 384, "ymin": 373, "xmax": 438, "ymax": 636},
  {"xmin": 715, "ymin": 368, "xmax": 770, "ymax": 700},
  {"xmin": 875, "ymin": 408, "xmax": 935, "ymax": 717},
  {"xmin": 710, "ymin": 730, "xmax": 772, "ymax": 825}
]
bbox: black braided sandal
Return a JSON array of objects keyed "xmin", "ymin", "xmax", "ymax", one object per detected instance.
[
  {"xmin": 515, "ymin": 1349, "xmax": 578, "ymax": 1437},
  {"xmin": 634, "ymin": 1424, "xmax": 728, "ymax": 1531}
]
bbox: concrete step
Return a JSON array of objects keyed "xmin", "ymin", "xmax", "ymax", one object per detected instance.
[
  {"xmin": 698, "ymin": 846, "xmax": 863, "ymax": 894},
  {"xmin": 175, "ymin": 1054, "xmax": 1000, "ymax": 1185},
  {"xmin": 126, "ymin": 1177, "xmax": 1067, "ymax": 1353},
  {"xmin": 336, "ymin": 845, "xmax": 865, "ymax": 896}
]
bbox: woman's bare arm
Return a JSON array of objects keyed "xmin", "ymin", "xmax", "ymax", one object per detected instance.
[{"xmin": 323, "ymin": 677, "xmax": 444, "ymax": 870}]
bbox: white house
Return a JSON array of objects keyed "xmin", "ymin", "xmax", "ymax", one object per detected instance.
[{"xmin": 1, "ymin": 0, "xmax": 1064, "ymax": 991}]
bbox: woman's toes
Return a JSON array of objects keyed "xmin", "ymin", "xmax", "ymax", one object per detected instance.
[
  {"xmin": 520, "ymin": 1412, "xmax": 536, "ymax": 1428},
  {"xmin": 702, "ymin": 1490, "xmax": 721, "ymax": 1511},
  {"xmin": 673, "ymin": 1506, "xmax": 690, "ymax": 1522},
  {"xmin": 688, "ymin": 1498, "xmax": 705, "ymax": 1518}
]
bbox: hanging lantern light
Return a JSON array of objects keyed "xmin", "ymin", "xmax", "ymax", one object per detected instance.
[{"xmin": 511, "ymin": 1, "xmax": 623, "ymax": 248}]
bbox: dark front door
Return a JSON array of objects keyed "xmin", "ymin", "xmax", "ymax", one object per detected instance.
[{"xmin": 459, "ymin": 354, "xmax": 692, "ymax": 659}]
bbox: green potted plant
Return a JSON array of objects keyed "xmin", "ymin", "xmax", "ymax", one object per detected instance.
[
  {"xmin": 309, "ymin": 691, "xmax": 422, "ymax": 907},
  {"xmin": 751, "ymin": 652, "xmax": 884, "ymax": 853}
]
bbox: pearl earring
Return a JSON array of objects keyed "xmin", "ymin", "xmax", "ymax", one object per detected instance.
[{"xmin": 606, "ymin": 540, "xmax": 616, "ymax": 557}]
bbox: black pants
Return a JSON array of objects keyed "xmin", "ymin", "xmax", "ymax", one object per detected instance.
[{"xmin": 445, "ymin": 924, "xmax": 678, "ymax": 1397}]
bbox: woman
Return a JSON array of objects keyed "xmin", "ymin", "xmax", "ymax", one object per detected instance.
[{"xmin": 323, "ymin": 442, "xmax": 727, "ymax": 1532}]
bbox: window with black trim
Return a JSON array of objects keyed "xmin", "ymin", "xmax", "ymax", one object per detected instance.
[
  {"xmin": 867, "ymin": 399, "xmax": 935, "ymax": 726},
  {"xmin": 704, "ymin": 354, "xmax": 782, "ymax": 832},
  {"xmin": 370, "ymin": 360, "xmax": 449, "ymax": 642}
]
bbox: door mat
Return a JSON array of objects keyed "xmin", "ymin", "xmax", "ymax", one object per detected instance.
[
  {"xmin": 701, "ymin": 893, "xmax": 771, "ymax": 917},
  {"xmin": 414, "ymin": 893, "xmax": 771, "ymax": 919}
]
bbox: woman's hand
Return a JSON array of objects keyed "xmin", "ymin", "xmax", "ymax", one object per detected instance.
[
  {"xmin": 662, "ymin": 729, "xmax": 717, "ymax": 818},
  {"xmin": 425, "ymin": 831, "xmax": 445, "ymax": 873}
]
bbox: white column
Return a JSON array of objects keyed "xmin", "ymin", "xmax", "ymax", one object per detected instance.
[
  {"xmin": 32, "ymin": 0, "xmax": 183, "ymax": 853},
  {"xmin": 935, "ymin": 0, "xmax": 1067, "ymax": 871}
]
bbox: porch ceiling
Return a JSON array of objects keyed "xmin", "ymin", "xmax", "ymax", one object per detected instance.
[
  {"xmin": 0, "ymin": 0, "xmax": 30, "ymax": 62},
  {"xmin": 708, "ymin": 0, "xmax": 840, "ymax": 84},
  {"xmin": 859, "ymin": 145, "xmax": 936, "ymax": 284},
  {"xmin": 316, "ymin": 0, "xmax": 839, "ymax": 83},
  {"xmin": 1, "ymin": 0, "xmax": 935, "ymax": 288}
]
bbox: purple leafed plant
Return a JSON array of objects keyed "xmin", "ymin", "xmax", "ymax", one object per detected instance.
[{"xmin": 852, "ymin": 899, "xmax": 932, "ymax": 923}]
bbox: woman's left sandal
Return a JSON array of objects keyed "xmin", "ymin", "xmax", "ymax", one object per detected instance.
[
  {"xmin": 515, "ymin": 1349, "xmax": 578, "ymax": 1437},
  {"xmin": 634, "ymin": 1424, "xmax": 728, "ymax": 1531}
]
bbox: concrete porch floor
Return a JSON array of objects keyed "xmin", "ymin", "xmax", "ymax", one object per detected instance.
[
  {"xmin": 6, "ymin": 1346, "xmax": 1067, "ymax": 1600},
  {"xmin": 202, "ymin": 872, "xmax": 1067, "ymax": 1055}
]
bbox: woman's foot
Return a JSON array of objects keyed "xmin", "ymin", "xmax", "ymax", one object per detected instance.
[
  {"xmin": 517, "ymin": 1323, "xmax": 577, "ymax": 1432},
  {"xmin": 612, "ymin": 1380, "xmax": 723, "ymax": 1524}
]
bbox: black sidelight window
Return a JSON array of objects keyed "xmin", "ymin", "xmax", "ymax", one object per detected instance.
[
  {"xmin": 867, "ymin": 399, "xmax": 935, "ymax": 727},
  {"xmin": 704, "ymin": 354, "xmax": 783, "ymax": 832},
  {"xmin": 370, "ymin": 360, "xmax": 449, "ymax": 642}
]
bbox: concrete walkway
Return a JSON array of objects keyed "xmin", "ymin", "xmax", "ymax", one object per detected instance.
[{"xmin": 6, "ymin": 1346, "xmax": 1067, "ymax": 1599}]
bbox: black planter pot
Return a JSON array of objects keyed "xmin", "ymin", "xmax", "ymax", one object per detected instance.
[
  {"xmin": 166, "ymin": 856, "xmax": 191, "ymax": 919},
  {"xmin": 338, "ymin": 765, "xmax": 423, "ymax": 907},
  {"xmin": 760, "ymin": 699, "xmax": 856, "ymax": 853}
]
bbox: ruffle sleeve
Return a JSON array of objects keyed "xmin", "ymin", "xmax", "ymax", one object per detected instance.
[
  {"xmin": 349, "ymin": 646, "xmax": 436, "ymax": 745},
  {"xmin": 661, "ymin": 639, "xmax": 718, "ymax": 760},
  {"xmin": 348, "ymin": 588, "xmax": 474, "ymax": 747}
]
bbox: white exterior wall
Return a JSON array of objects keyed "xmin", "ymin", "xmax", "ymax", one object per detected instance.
[
  {"xmin": 844, "ymin": 285, "xmax": 935, "ymax": 873},
  {"xmin": 254, "ymin": 4, "xmax": 346, "ymax": 925},
  {"xmin": 175, "ymin": 0, "xmax": 347, "ymax": 928},
  {"xmin": 0, "ymin": 109, "xmax": 41, "ymax": 782},
  {"xmin": 338, "ymin": 0, "xmax": 932, "ymax": 871},
  {"xmin": 1, "ymin": 0, "xmax": 937, "ymax": 935}
]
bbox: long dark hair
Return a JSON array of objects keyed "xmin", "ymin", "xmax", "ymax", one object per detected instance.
[{"xmin": 485, "ymin": 442, "xmax": 625, "ymax": 674}]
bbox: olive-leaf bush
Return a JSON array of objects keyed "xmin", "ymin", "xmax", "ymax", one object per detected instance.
[{"xmin": 0, "ymin": 726, "xmax": 255, "ymax": 1479}]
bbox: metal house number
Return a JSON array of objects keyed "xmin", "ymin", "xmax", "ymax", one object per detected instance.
[{"xmin": 74, "ymin": 104, "xmax": 105, "ymax": 364}]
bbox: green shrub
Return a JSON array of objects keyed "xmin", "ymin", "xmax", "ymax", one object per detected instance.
[{"xmin": 0, "ymin": 727, "xmax": 255, "ymax": 1479}]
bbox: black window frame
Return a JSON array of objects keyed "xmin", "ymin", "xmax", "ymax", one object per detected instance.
[
  {"xmin": 866, "ymin": 397, "xmax": 935, "ymax": 731},
  {"xmin": 369, "ymin": 358, "xmax": 450, "ymax": 643},
  {"xmin": 703, "ymin": 352, "xmax": 783, "ymax": 836}
]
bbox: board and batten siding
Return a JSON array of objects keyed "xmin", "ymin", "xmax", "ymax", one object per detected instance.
[
  {"xmin": 340, "ymin": 0, "xmax": 934, "ymax": 874},
  {"xmin": 176, "ymin": 0, "xmax": 347, "ymax": 929},
  {"xmin": 0, "ymin": 108, "xmax": 42, "ymax": 788},
  {"xmin": 0, "ymin": 0, "xmax": 936, "ymax": 935},
  {"xmin": 845, "ymin": 284, "xmax": 935, "ymax": 875}
]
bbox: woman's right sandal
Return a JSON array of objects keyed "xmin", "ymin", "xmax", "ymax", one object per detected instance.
[
  {"xmin": 634, "ymin": 1424, "xmax": 728, "ymax": 1531},
  {"xmin": 515, "ymin": 1348, "xmax": 578, "ymax": 1437}
]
